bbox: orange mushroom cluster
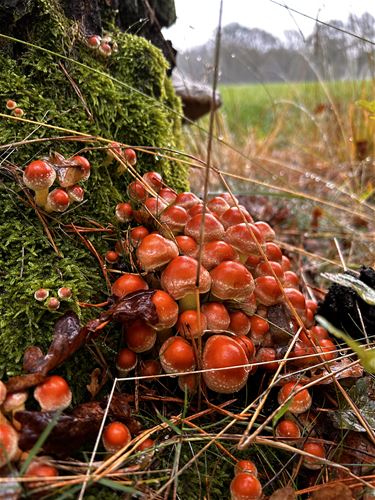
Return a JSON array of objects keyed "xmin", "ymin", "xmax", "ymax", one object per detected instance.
[
  {"xmin": 105, "ymin": 171, "xmax": 337, "ymax": 399},
  {"xmin": 22, "ymin": 153, "xmax": 90, "ymax": 211}
]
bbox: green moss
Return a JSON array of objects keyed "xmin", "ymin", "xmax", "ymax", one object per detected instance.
[{"xmin": 0, "ymin": 0, "xmax": 188, "ymax": 396}]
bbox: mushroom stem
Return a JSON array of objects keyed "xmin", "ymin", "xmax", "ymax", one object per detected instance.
[
  {"xmin": 34, "ymin": 188, "xmax": 49, "ymax": 208},
  {"xmin": 179, "ymin": 293, "xmax": 198, "ymax": 312}
]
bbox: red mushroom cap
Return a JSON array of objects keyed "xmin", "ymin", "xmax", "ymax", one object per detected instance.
[
  {"xmin": 0, "ymin": 423, "xmax": 19, "ymax": 467},
  {"xmin": 142, "ymin": 171, "xmax": 163, "ymax": 192},
  {"xmin": 229, "ymin": 311, "xmax": 251, "ymax": 336},
  {"xmin": 265, "ymin": 242, "xmax": 283, "ymax": 263},
  {"xmin": 220, "ymin": 206, "xmax": 253, "ymax": 229},
  {"xmin": 116, "ymin": 348, "xmax": 137, "ymax": 374},
  {"xmin": 218, "ymin": 192, "xmax": 239, "ymax": 207},
  {"xmin": 66, "ymin": 184, "xmax": 84, "ymax": 202},
  {"xmin": 159, "ymin": 187, "xmax": 177, "ymax": 205},
  {"xmin": 105, "ymin": 250, "xmax": 120, "ymax": 263},
  {"xmin": 128, "ymin": 180, "xmax": 147, "ymax": 202},
  {"xmin": 275, "ymin": 419, "xmax": 301, "ymax": 442},
  {"xmin": 254, "ymin": 221, "xmax": 275, "ymax": 241},
  {"xmin": 254, "ymin": 261, "xmax": 284, "ymax": 281},
  {"xmin": 139, "ymin": 359, "xmax": 162, "ymax": 381},
  {"xmin": 230, "ymin": 472, "xmax": 262, "ymax": 500},
  {"xmin": 111, "ymin": 273, "xmax": 149, "ymax": 299},
  {"xmin": 250, "ymin": 316, "xmax": 269, "ymax": 344},
  {"xmin": 87, "ymin": 35, "xmax": 101, "ymax": 48},
  {"xmin": 283, "ymin": 271, "xmax": 300, "ymax": 288},
  {"xmin": 185, "ymin": 213, "xmax": 225, "ymax": 243},
  {"xmin": 102, "ymin": 422, "xmax": 131, "ymax": 453},
  {"xmin": 161, "ymin": 256, "xmax": 211, "ymax": 300},
  {"xmin": 46, "ymin": 297, "xmax": 60, "ymax": 311},
  {"xmin": 160, "ymin": 205, "xmax": 189, "ymax": 235},
  {"xmin": 151, "ymin": 290, "xmax": 179, "ymax": 330},
  {"xmin": 174, "ymin": 192, "xmax": 200, "ymax": 209},
  {"xmin": 23, "ymin": 160, "xmax": 56, "ymax": 192},
  {"xmin": 6, "ymin": 99, "xmax": 17, "ymax": 110},
  {"xmin": 45, "ymin": 188, "xmax": 70, "ymax": 212},
  {"xmin": 136, "ymin": 233, "xmax": 178, "ymax": 271},
  {"xmin": 256, "ymin": 347, "xmax": 279, "ymax": 371},
  {"xmin": 178, "ymin": 373, "xmax": 198, "ymax": 395},
  {"xmin": 175, "ymin": 235, "xmax": 198, "ymax": 258},
  {"xmin": 115, "ymin": 202, "xmax": 133, "ymax": 223},
  {"xmin": 124, "ymin": 319, "xmax": 157, "ymax": 353},
  {"xmin": 177, "ymin": 310, "xmax": 207, "ymax": 338},
  {"xmin": 207, "ymin": 196, "xmax": 230, "ymax": 217},
  {"xmin": 201, "ymin": 302, "xmax": 230, "ymax": 331},
  {"xmin": 159, "ymin": 337, "xmax": 196, "ymax": 374},
  {"xmin": 130, "ymin": 226, "xmax": 149, "ymax": 246},
  {"xmin": 234, "ymin": 459, "xmax": 258, "ymax": 476},
  {"xmin": 224, "ymin": 223, "xmax": 264, "ymax": 256},
  {"xmin": 254, "ymin": 276, "xmax": 283, "ymax": 306},
  {"xmin": 210, "ymin": 261, "xmax": 254, "ymax": 301},
  {"xmin": 124, "ymin": 148, "xmax": 137, "ymax": 166},
  {"xmin": 99, "ymin": 42, "xmax": 112, "ymax": 57},
  {"xmin": 277, "ymin": 382, "xmax": 312, "ymax": 414},
  {"xmin": 57, "ymin": 287, "xmax": 72, "ymax": 300},
  {"xmin": 202, "ymin": 335, "xmax": 249, "ymax": 393},
  {"xmin": 34, "ymin": 375, "xmax": 72, "ymax": 411},
  {"xmin": 25, "ymin": 460, "xmax": 58, "ymax": 489},
  {"xmin": 302, "ymin": 440, "xmax": 325, "ymax": 469},
  {"xmin": 201, "ymin": 240, "xmax": 238, "ymax": 270},
  {"xmin": 34, "ymin": 288, "xmax": 49, "ymax": 302}
]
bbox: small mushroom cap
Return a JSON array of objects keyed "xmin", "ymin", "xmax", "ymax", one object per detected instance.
[
  {"xmin": 277, "ymin": 382, "xmax": 312, "ymax": 414},
  {"xmin": 46, "ymin": 188, "xmax": 70, "ymax": 212},
  {"xmin": 2, "ymin": 390, "xmax": 27, "ymax": 413},
  {"xmin": 159, "ymin": 187, "xmax": 177, "ymax": 205},
  {"xmin": 159, "ymin": 337, "xmax": 196, "ymax": 374},
  {"xmin": 6, "ymin": 99, "xmax": 17, "ymax": 110},
  {"xmin": 136, "ymin": 234, "xmax": 179, "ymax": 271},
  {"xmin": 130, "ymin": 226, "xmax": 149, "ymax": 246},
  {"xmin": 201, "ymin": 240, "xmax": 238, "ymax": 270},
  {"xmin": 161, "ymin": 256, "xmax": 211, "ymax": 300},
  {"xmin": 177, "ymin": 310, "xmax": 207, "ymax": 338},
  {"xmin": 254, "ymin": 276, "xmax": 283, "ymax": 306},
  {"xmin": 160, "ymin": 205, "xmax": 189, "ymax": 235},
  {"xmin": 66, "ymin": 184, "xmax": 84, "ymax": 202},
  {"xmin": 25, "ymin": 461, "xmax": 59, "ymax": 490},
  {"xmin": 234, "ymin": 459, "xmax": 258, "ymax": 476},
  {"xmin": 254, "ymin": 220, "xmax": 275, "ymax": 241},
  {"xmin": 229, "ymin": 311, "xmax": 251, "ymax": 336},
  {"xmin": 23, "ymin": 160, "xmax": 56, "ymax": 191},
  {"xmin": 224, "ymin": 223, "xmax": 264, "ymax": 255},
  {"xmin": 210, "ymin": 261, "xmax": 254, "ymax": 301},
  {"xmin": 185, "ymin": 213, "xmax": 225, "ymax": 243},
  {"xmin": 256, "ymin": 347, "xmax": 278, "ymax": 371},
  {"xmin": 174, "ymin": 192, "xmax": 200, "ymax": 209},
  {"xmin": 139, "ymin": 359, "xmax": 162, "ymax": 380},
  {"xmin": 302, "ymin": 441, "xmax": 325, "ymax": 470},
  {"xmin": 220, "ymin": 206, "xmax": 253, "ymax": 229},
  {"xmin": 124, "ymin": 148, "xmax": 137, "ymax": 166},
  {"xmin": 123, "ymin": 319, "xmax": 157, "ymax": 353},
  {"xmin": 57, "ymin": 287, "xmax": 72, "ymax": 300},
  {"xmin": 202, "ymin": 335, "xmax": 249, "ymax": 393},
  {"xmin": 116, "ymin": 348, "xmax": 137, "ymax": 373},
  {"xmin": 178, "ymin": 373, "xmax": 198, "ymax": 395},
  {"xmin": 105, "ymin": 250, "xmax": 120, "ymax": 263},
  {"xmin": 142, "ymin": 171, "xmax": 163, "ymax": 192},
  {"xmin": 34, "ymin": 375, "xmax": 72, "ymax": 412},
  {"xmin": 265, "ymin": 242, "xmax": 283, "ymax": 262},
  {"xmin": 230, "ymin": 472, "xmax": 262, "ymax": 500},
  {"xmin": 201, "ymin": 302, "xmax": 230, "ymax": 331},
  {"xmin": 115, "ymin": 202, "xmax": 133, "ymax": 223},
  {"xmin": 87, "ymin": 35, "xmax": 101, "ymax": 48},
  {"xmin": 0, "ymin": 423, "xmax": 19, "ymax": 467},
  {"xmin": 275, "ymin": 419, "xmax": 301, "ymax": 441},
  {"xmin": 128, "ymin": 181, "xmax": 147, "ymax": 201},
  {"xmin": 111, "ymin": 273, "xmax": 149, "ymax": 299},
  {"xmin": 46, "ymin": 297, "xmax": 60, "ymax": 311},
  {"xmin": 175, "ymin": 235, "xmax": 198, "ymax": 258},
  {"xmin": 102, "ymin": 422, "xmax": 131, "ymax": 453},
  {"xmin": 99, "ymin": 42, "xmax": 112, "ymax": 56},
  {"xmin": 151, "ymin": 290, "xmax": 179, "ymax": 330},
  {"xmin": 34, "ymin": 288, "xmax": 49, "ymax": 301},
  {"xmin": 207, "ymin": 196, "xmax": 230, "ymax": 217}
]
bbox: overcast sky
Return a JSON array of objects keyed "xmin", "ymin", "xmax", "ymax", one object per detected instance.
[{"xmin": 163, "ymin": 0, "xmax": 375, "ymax": 50}]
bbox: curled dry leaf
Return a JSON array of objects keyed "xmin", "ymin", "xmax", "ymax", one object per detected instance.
[
  {"xmin": 86, "ymin": 290, "xmax": 158, "ymax": 333},
  {"xmin": 16, "ymin": 394, "xmax": 140, "ymax": 455},
  {"xmin": 309, "ymin": 482, "xmax": 354, "ymax": 500},
  {"xmin": 23, "ymin": 311, "xmax": 85, "ymax": 375},
  {"xmin": 268, "ymin": 486, "xmax": 296, "ymax": 500},
  {"xmin": 86, "ymin": 367, "xmax": 107, "ymax": 399},
  {"xmin": 267, "ymin": 304, "xmax": 294, "ymax": 345},
  {"xmin": 311, "ymin": 357, "xmax": 363, "ymax": 384}
]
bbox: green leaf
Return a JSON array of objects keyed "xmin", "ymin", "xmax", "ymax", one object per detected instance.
[
  {"xmin": 272, "ymin": 399, "xmax": 292, "ymax": 428},
  {"xmin": 155, "ymin": 409, "xmax": 182, "ymax": 436},
  {"xmin": 331, "ymin": 377, "xmax": 375, "ymax": 431},
  {"xmin": 316, "ymin": 316, "xmax": 375, "ymax": 373},
  {"xmin": 98, "ymin": 478, "xmax": 141, "ymax": 495}
]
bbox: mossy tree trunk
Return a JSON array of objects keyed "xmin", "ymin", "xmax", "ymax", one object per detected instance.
[{"xmin": 0, "ymin": 0, "xmax": 187, "ymax": 399}]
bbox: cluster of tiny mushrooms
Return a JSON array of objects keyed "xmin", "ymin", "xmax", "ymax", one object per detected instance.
[
  {"xmin": 86, "ymin": 34, "xmax": 118, "ymax": 58},
  {"xmin": 2, "ymin": 142, "xmax": 337, "ymax": 497}
]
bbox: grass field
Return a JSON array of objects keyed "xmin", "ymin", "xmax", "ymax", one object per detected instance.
[{"xmin": 219, "ymin": 80, "xmax": 374, "ymax": 141}]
